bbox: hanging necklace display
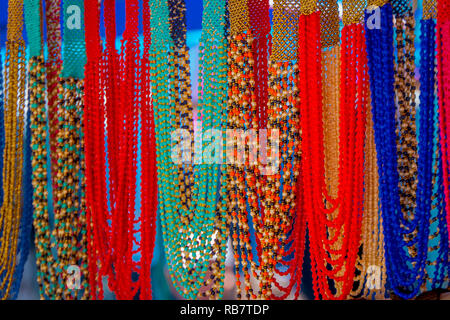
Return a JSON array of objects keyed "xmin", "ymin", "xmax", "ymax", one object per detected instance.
[
  {"xmin": 437, "ymin": 0, "xmax": 450, "ymax": 244},
  {"xmin": 350, "ymin": 0, "xmax": 388, "ymax": 300},
  {"xmin": 420, "ymin": 0, "xmax": 449, "ymax": 292},
  {"xmin": 84, "ymin": 0, "xmax": 157, "ymax": 300},
  {"xmin": 0, "ymin": 0, "xmax": 27, "ymax": 300},
  {"xmin": 303, "ymin": 0, "xmax": 368, "ymax": 300},
  {"xmin": 151, "ymin": 0, "xmax": 229, "ymax": 299}
]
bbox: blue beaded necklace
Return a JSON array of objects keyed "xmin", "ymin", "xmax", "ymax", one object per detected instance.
[
  {"xmin": 366, "ymin": 2, "xmax": 448, "ymax": 299},
  {"xmin": 419, "ymin": 12, "xmax": 449, "ymax": 292}
]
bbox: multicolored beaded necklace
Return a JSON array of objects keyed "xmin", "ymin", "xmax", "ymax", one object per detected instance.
[
  {"xmin": 151, "ymin": 0, "xmax": 229, "ymax": 299},
  {"xmin": 258, "ymin": 0, "xmax": 301, "ymax": 300}
]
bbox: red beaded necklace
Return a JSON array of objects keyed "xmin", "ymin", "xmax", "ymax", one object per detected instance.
[
  {"xmin": 300, "ymin": 1, "xmax": 368, "ymax": 300},
  {"xmin": 84, "ymin": 0, "xmax": 157, "ymax": 299}
]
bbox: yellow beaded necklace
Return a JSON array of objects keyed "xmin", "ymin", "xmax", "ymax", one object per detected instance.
[{"xmin": 0, "ymin": 0, "xmax": 26, "ymax": 300}]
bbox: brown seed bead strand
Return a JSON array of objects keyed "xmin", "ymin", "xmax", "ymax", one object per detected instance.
[
  {"xmin": 351, "ymin": 96, "xmax": 387, "ymax": 299},
  {"xmin": 394, "ymin": 12, "xmax": 419, "ymax": 240},
  {"xmin": 322, "ymin": 46, "xmax": 340, "ymax": 201}
]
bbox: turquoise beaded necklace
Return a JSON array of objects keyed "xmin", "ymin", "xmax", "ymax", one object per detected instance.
[{"xmin": 150, "ymin": 0, "xmax": 229, "ymax": 299}]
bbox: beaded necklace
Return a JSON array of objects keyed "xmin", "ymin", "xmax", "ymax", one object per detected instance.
[
  {"xmin": 226, "ymin": 0, "xmax": 260, "ymax": 300},
  {"xmin": 392, "ymin": 1, "xmax": 419, "ymax": 238},
  {"xmin": 0, "ymin": 0, "xmax": 27, "ymax": 300},
  {"xmin": 24, "ymin": 0, "xmax": 54, "ymax": 298},
  {"xmin": 23, "ymin": 0, "xmax": 90, "ymax": 300},
  {"xmin": 319, "ymin": 0, "xmax": 340, "ymax": 199},
  {"xmin": 365, "ymin": 1, "xmax": 443, "ymax": 299},
  {"xmin": 84, "ymin": 0, "xmax": 157, "ymax": 300},
  {"xmin": 84, "ymin": 0, "xmax": 108, "ymax": 299},
  {"xmin": 45, "ymin": 0, "xmax": 62, "ymax": 204},
  {"xmin": 257, "ymin": 0, "xmax": 301, "ymax": 300},
  {"xmin": 151, "ymin": 0, "xmax": 229, "ymax": 299},
  {"xmin": 303, "ymin": 0, "xmax": 368, "ymax": 300},
  {"xmin": 437, "ymin": 0, "xmax": 450, "ymax": 245},
  {"xmin": 350, "ymin": 0, "xmax": 388, "ymax": 300},
  {"xmin": 420, "ymin": 0, "xmax": 449, "ymax": 292},
  {"xmin": 57, "ymin": 0, "xmax": 89, "ymax": 299}
]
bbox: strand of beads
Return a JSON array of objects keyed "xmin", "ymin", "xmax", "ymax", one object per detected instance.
[
  {"xmin": 138, "ymin": 0, "xmax": 158, "ymax": 300},
  {"xmin": 366, "ymin": 2, "xmax": 432, "ymax": 299},
  {"xmin": 45, "ymin": 0, "xmax": 62, "ymax": 204},
  {"xmin": 392, "ymin": 1, "xmax": 419, "ymax": 239},
  {"xmin": 54, "ymin": 79, "xmax": 85, "ymax": 299},
  {"xmin": 226, "ymin": 0, "xmax": 262, "ymax": 300},
  {"xmin": 248, "ymin": 0, "xmax": 271, "ymax": 128},
  {"xmin": 152, "ymin": 0, "xmax": 229, "ymax": 299},
  {"xmin": 259, "ymin": 0, "xmax": 301, "ymax": 300},
  {"xmin": 101, "ymin": 0, "xmax": 120, "ymax": 283},
  {"xmin": 0, "ymin": 0, "xmax": 27, "ymax": 300},
  {"xmin": 420, "ymin": 0, "xmax": 449, "ymax": 293},
  {"xmin": 349, "ymin": 0, "xmax": 388, "ymax": 300},
  {"xmin": 84, "ymin": 0, "xmax": 108, "ymax": 300},
  {"xmin": 62, "ymin": 0, "xmax": 90, "ymax": 299},
  {"xmin": 305, "ymin": 0, "xmax": 368, "ymax": 300},
  {"xmin": 48, "ymin": 0, "xmax": 89, "ymax": 299},
  {"xmin": 437, "ymin": 0, "xmax": 450, "ymax": 243},
  {"xmin": 318, "ymin": 0, "xmax": 340, "ymax": 199},
  {"xmin": 24, "ymin": 0, "xmax": 55, "ymax": 299}
]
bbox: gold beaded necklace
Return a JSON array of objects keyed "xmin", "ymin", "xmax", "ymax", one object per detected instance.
[{"xmin": 0, "ymin": 0, "xmax": 26, "ymax": 300}]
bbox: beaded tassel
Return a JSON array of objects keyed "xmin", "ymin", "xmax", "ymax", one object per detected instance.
[{"xmin": 0, "ymin": 0, "xmax": 27, "ymax": 300}]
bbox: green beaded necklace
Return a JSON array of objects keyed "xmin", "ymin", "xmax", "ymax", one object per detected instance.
[{"xmin": 150, "ymin": 0, "xmax": 229, "ymax": 299}]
